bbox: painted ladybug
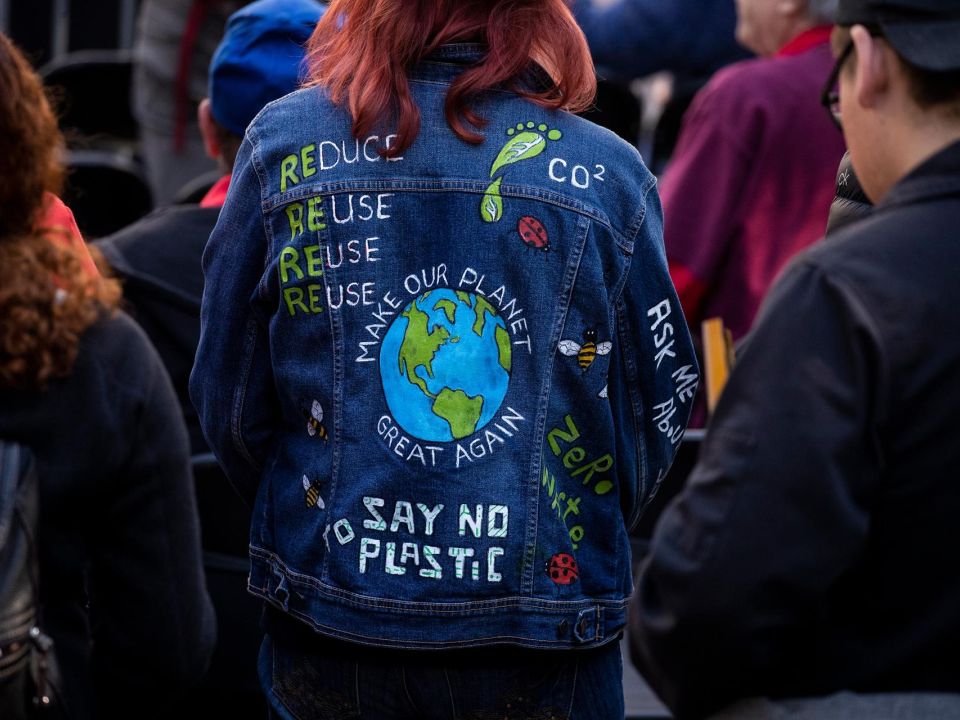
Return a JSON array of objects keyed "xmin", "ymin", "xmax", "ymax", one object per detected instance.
[
  {"xmin": 517, "ymin": 216, "xmax": 550, "ymax": 252},
  {"xmin": 546, "ymin": 553, "xmax": 579, "ymax": 585}
]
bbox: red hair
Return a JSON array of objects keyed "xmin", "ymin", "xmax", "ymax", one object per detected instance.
[{"xmin": 305, "ymin": 0, "xmax": 596, "ymax": 157}]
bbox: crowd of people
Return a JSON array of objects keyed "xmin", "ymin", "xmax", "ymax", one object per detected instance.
[{"xmin": 1, "ymin": 0, "xmax": 959, "ymax": 718}]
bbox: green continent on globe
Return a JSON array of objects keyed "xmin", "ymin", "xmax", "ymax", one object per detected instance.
[
  {"xmin": 432, "ymin": 388, "xmax": 484, "ymax": 440},
  {"xmin": 433, "ymin": 297, "xmax": 458, "ymax": 325},
  {"xmin": 495, "ymin": 325, "xmax": 512, "ymax": 373},
  {"xmin": 397, "ymin": 302, "xmax": 449, "ymax": 398},
  {"xmin": 472, "ymin": 295, "xmax": 498, "ymax": 338}
]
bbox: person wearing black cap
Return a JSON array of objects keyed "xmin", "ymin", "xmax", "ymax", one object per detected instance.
[
  {"xmin": 97, "ymin": 0, "xmax": 326, "ymax": 454},
  {"xmin": 629, "ymin": 0, "xmax": 960, "ymax": 718}
]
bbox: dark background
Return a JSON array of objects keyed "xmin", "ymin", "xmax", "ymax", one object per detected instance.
[{"xmin": 4, "ymin": 0, "xmax": 139, "ymax": 67}]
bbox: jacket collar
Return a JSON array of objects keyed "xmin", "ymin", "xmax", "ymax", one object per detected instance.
[
  {"xmin": 881, "ymin": 139, "xmax": 960, "ymax": 209},
  {"xmin": 409, "ymin": 43, "xmax": 488, "ymax": 83},
  {"xmin": 423, "ymin": 43, "xmax": 487, "ymax": 65},
  {"xmin": 199, "ymin": 174, "xmax": 231, "ymax": 209},
  {"xmin": 410, "ymin": 43, "xmax": 552, "ymax": 94},
  {"xmin": 776, "ymin": 25, "xmax": 832, "ymax": 57}
]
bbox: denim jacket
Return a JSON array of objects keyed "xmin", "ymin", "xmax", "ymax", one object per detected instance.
[{"xmin": 191, "ymin": 45, "xmax": 697, "ymax": 650}]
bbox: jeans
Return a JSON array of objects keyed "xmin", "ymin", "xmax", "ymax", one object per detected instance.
[{"xmin": 258, "ymin": 611, "xmax": 625, "ymax": 720}]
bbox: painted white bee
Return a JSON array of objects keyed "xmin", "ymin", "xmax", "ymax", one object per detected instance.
[
  {"xmin": 559, "ymin": 328, "xmax": 612, "ymax": 372},
  {"xmin": 305, "ymin": 400, "xmax": 328, "ymax": 441},
  {"xmin": 302, "ymin": 475, "xmax": 325, "ymax": 510}
]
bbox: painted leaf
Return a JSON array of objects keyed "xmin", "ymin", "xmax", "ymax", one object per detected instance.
[
  {"xmin": 480, "ymin": 177, "xmax": 503, "ymax": 223},
  {"xmin": 489, "ymin": 132, "xmax": 546, "ymax": 177},
  {"xmin": 594, "ymin": 480, "xmax": 614, "ymax": 495}
]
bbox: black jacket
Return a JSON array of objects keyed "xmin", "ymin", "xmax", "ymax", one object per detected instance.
[
  {"xmin": 0, "ymin": 312, "xmax": 215, "ymax": 719},
  {"xmin": 630, "ymin": 140, "xmax": 960, "ymax": 718},
  {"xmin": 95, "ymin": 204, "xmax": 219, "ymax": 454}
]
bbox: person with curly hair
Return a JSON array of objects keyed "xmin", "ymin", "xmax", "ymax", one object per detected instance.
[{"xmin": 0, "ymin": 32, "xmax": 215, "ymax": 719}]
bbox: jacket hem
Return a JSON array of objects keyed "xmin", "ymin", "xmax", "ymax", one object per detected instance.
[{"xmin": 249, "ymin": 548, "xmax": 628, "ymax": 650}]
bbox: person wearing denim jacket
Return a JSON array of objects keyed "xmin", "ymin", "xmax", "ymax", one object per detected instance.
[{"xmin": 191, "ymin": 0, "xmax": 696, "ymax": 715}]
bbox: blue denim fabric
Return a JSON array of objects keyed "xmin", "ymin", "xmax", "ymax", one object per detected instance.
[
  {"xmin": 190, "ymin": 44, "xmax": 697, "ymax": 650},
  {"xmin": 258, "ymin": 619, "xmax": 624, "ymax": 720}
]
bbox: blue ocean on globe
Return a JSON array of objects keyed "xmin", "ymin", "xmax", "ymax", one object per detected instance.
[{"xmin": 379, "ymin": 288, "xmax": 512, "ymax": 443}]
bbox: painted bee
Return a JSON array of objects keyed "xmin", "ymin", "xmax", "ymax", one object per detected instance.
[
  {"xmin": 302, "ymin": 475, "xmax": 325, "ymax": 510},
  {"xmin": 559, "ymin": 328, "xmax": 612, "ymax": 372},
  {"xmin": 304, "ymin": 400, "xmax": 328, "ymax": 441}
]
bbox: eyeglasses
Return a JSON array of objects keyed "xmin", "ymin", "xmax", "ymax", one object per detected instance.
[
  {"xmin": 820, "ymin": 39, "xmax": 854, "ymax": 129},
  {"xmin": 820, "ymin": 26, "xmax": 884, "ymax": 129}
]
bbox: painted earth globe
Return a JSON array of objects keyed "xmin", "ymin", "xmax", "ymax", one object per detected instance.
[{"xmin": 379, "ymin": 288, "xmax": 512, "ymax": 442}]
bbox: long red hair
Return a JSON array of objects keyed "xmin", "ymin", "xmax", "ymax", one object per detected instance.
[{"xmin": 305, "ymin": 0, "xmax": 596, "ymax": 157}]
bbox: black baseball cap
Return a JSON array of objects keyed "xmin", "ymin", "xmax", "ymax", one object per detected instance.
[{"xmin": 837, "ymin": 0, "xmax": 960, "ymax": 71}]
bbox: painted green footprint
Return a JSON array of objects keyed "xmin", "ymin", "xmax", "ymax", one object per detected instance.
[{"xmin": 481, "ymin": 121, "xmax": 562, "ymax": 222}]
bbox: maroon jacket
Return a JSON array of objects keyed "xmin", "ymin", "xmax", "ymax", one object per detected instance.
[{"xmin": 662, "ymin": 27, "xmax": 846, "ymax": 341}]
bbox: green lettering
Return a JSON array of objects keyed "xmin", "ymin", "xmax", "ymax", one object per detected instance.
[
  {"xmin": 283, "ymin": 286, "xmax": 309, "ymax": 316},
  {"xmin": 570, "ymin": 453, "xmax": 613, "ymax": 486},
  {"xmin": 307, "ymin": 196, "xmax": 325, "ymax": 231},
  {"xmin": 301, "ymin": 144, "xmax": 317, "ymax": 178},
  {"xmin": 541, "ymin": 466, "xmax": 554, "ymax": 494},
  {"xmin": 285, "ymin": 204, "xmax": 304, "ymax": 241},
  {"xmin": 307, "ymin": 284, "xmax": 325, "ymax": 314},
  {"xmin": 547, "ymin": 414, "xmax": 580, "ymax": 456},
  {"xmin": 280, "ymin": 154, "xmax": 299, "ymax": 192},
  {"xmin": 279, "ymin": 246, "xmax": 304, "ymax": 284},
  {"xmin": 304, "ymin": 245, "xmax": 323, "ymax": 277},
  {"xmin": 569, "ymin": 525, "xmax": 584, "ymax": 549},
  {"xmin": 562, "ymin": 446, "xmax": 586, "ymax": 469}
]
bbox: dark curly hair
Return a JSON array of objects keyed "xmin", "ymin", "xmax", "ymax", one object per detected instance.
[{"xmin": 0, "ymin": 32, "xmax": 119, "ymax": 390}]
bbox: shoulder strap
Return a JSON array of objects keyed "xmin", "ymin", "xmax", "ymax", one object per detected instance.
[
  {"xmin": 0, "ymin": 440, "xmax": 38, "ymax": 661},
  {"xmin": 0, "ymin": 441, "xmax": 61, "ymax": 717}
]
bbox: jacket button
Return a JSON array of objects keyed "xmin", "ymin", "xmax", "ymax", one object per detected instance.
[
  {"xmin": 557, "ymin": 619, "xmax": 569, "ymax": 638},
  {"xmin": 577, "ymin": 617, "xmax": 590, "ymax": 637}
]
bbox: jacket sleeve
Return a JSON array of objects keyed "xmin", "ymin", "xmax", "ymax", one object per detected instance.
[
  {"xmin": 629, "ymin": 260, "xmax": 884, "ymax": 718},
  {"xmin": 660, "ymin": 76, "xmax": 757, "ymax": 328},
  {"xmin": 570, "ymin": 0, "xmax": 744, "ymax": 79},
  {"xmin": 612, "ymin": 182, "xmax": 699, "ymax": 523},
  {"xmin": 89, "ymin": 325, "xmax": 215, "ymax": 709},
  {"xmin": 189, "ymin": 132, "xmax": 278, "ymax": 504}
]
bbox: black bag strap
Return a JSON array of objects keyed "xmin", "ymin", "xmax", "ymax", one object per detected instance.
[
  {"xmin": 0, "ymin": 442, "xmax": 37, "ymax": 669},
  {"xmin": 0, "ymin": 441, "xmax": 59, "ymax": 716}
]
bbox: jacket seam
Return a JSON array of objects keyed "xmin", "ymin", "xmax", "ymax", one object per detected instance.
[
  {"xmin": 261, "ymin": 180, "xmax": 632, "ymax": 243},
  {"xmin": 256, "ymin": 592, "xmax": 622, "ymax": 648},
  {"xmin": 229, "ymin": 127, "xmax": 270, "ymax": 473},
  {"xmin": 318, "ymin": 204, "xmax": 342, "ymax": 584},
  {"xmin": 623, "ymin": 173, "xmax": 657, "ymax": 248},
  {"xmin": 230, "ymin": 320, "xmax": 262, "ymax": 471},
  {"xmin": 614, "ymin": 293, "xmax": 648, "ymax": 528},
  {"xmin": 251, "ymin": 548, "xmax": 627, "ymax": 613},
  {"xmin": 522, "ymin": 213, "xmax": 591, "ymax": 594}
]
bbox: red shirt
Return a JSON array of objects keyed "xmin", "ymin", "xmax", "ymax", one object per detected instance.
[
  {"xmin": 662, "ymin": 27, "xmax": 846, "ymax": 341},
  {"xmin": 36, "ymin": 193, "xmax": 99, "ymax": 278},
  {"xmin": 199, "ymin": 175, "xmax": 231, "ymax": 209}
]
